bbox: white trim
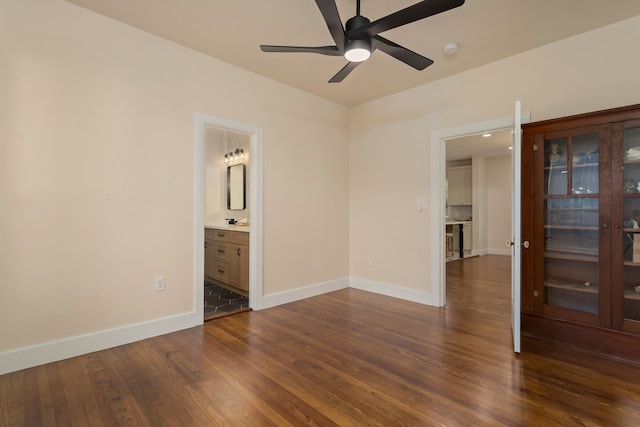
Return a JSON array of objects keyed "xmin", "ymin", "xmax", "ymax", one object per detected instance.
[
  {"xmin": 194, "ymin": 113, "xmax": 264, "ymax": 310},
  {"xmin": 430, "ymin": 113, "xmax": 530, "ymax": 307},
  {"xmin": 0, "ymin": 312, "xmax": 199, "ymax": 375},
  {"xmin": 350, "ymin": 277, "xmax": 432, "ymax": 305},
  {"xmin": 261, "ymin": 278, "xmax": 349, "ymax": 309}
]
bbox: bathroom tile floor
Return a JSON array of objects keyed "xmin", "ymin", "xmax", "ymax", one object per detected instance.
[{"xmin": 204, "ymin": 282, "xmax": 250, "ymax": 320}]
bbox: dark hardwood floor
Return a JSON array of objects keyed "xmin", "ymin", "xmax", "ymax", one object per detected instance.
[{"xmin": 3, "ymin": 255, "xmax": 640, "ymax": 426}]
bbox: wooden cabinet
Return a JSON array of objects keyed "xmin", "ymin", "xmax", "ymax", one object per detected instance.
[
  {"xmin": 447, "ymin": 166, "xmax": 472, "ymax": 205},
  {"xmin": 521, "ymin": 104, "xmax": 640, "ymax": 361},
  {"xmin": 205, "ymin": 228, "xmax": 249, "ymax": 294}
]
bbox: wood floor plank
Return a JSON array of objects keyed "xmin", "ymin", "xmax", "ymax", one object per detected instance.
[{"xmin": 2, "ymin": 255, "xmax": 640, "ymax": 425}]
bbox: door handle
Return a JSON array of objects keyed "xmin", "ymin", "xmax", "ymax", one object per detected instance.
[{"xmin": 506, "ymin": 240, "xmax": 529, "ymax": 248}]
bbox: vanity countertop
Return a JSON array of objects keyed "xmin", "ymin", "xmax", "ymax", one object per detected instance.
[
  {"xmin": 445, "ymin": 220, "xmax": 472, "ymax": 225},
  {"xmin": 205, "ymin": 222, "xmax": 250, "ymax": 232}
]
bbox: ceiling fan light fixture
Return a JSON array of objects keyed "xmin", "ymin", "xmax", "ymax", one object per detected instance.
[{"xmin": 344, "ymin": 38, "xmax": 371, "ymax": 62}]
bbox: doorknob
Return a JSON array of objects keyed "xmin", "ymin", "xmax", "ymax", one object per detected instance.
[{"xmin": 506, "ymin": 240, "xmax": 530, "ymax": 248}]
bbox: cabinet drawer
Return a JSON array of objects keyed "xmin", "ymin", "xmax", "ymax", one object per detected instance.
[
  {"xmin": 213, "ymin": 261, "xmax": 229, "ymax": 283},
  {"xmin": 214, "ymin": 242, "xmax": 229, "ymax": 262},
  {"xmin": 205, "ymin": 228, "xmax": 229, "ymax": 242},
  {"xmin": 230, "ymin": 231, "xmax": 249, "ymax": 246}
]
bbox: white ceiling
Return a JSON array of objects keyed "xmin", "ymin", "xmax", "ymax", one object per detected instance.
[
  {"xmin": 65, "ymin": 0, "xmax": 640, "ymax": 107},
  {"xmin": 446, "ymin": 129, "xmax": 512, "ymax": 162}
]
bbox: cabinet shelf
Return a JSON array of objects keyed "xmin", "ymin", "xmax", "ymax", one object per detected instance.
[
  {"xmin": 625, "ymin": 290, "xmax": 640, "ymax": 301},
  {"xmin": 544, "ymin": 225, "xmax": 599, "ymax": 231},
  {"xmin": 624, "ymin": 228, "xmax": 640, "ymax": 233},
  {"xmin": 544, "ymin": 162, "xmax": 598, "ymax": 171},
  {"xmin": 545, "ymin": 280, "xmax": 599, "ymax": 294},
  {"xmin": 544, "ymin": 250, "xmax": 598, "ymax": 262}
]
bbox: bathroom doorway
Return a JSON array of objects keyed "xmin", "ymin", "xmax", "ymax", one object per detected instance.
[
  {"xmin": 203, "ymin": 127, "xmax": 251, "ymax": 320},
  {"xmin": 194, "ymin": 113, "xmax": 264, "ymax": 322}
]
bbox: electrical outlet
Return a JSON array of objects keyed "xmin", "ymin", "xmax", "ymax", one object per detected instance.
[
  {"xmin": 154, "ymin": 276, "xmax": 165, "ymax": 292},
  {"xmin": 367, "ymin": 254, "xmax": 374, "ymax": 263}
]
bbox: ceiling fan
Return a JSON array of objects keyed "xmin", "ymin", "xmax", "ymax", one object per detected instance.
[{"xmin": 260, "ymin": 0, "xmax": 465, "ymax": 83}]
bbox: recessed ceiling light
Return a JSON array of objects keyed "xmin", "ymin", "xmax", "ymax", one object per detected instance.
[
  {"xmin": 508, "ymin": 146, "xmax": 513, "ymax": 150},
  {"xmin": 482, "ymin": 133, "xmax": 491, "ymax": 138}
]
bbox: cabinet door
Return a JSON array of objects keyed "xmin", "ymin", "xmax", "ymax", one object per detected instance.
[
  {"xmin": 228, "ymin": 243, "xmax": 249, "ymax": 292},
  {"xmin": 204, "ymin": 238, "xmax": 216, "ymax": 281},
  {"xmin": 612, "ymin": 119, "xmax": 640, "ymax": 333},
  {"xmin": 533, "ymin": 125, "xmax": 611, "ymax": 326},
  {"xmin": 447, "ymin": 167, "xmax": 471, "ymax": 205},
  {"xmin": 462, "ymin": 168, "xmax": 472, "ymax": 204}
]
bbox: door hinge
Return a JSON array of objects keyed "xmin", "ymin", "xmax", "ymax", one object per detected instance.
[
  {"xmin": 533, "ymin": 144, "xmax": 538, "ymax": 151},
  {"xmin": 533, "ymin": 290, "xmax": 538, "ymax": 297}
]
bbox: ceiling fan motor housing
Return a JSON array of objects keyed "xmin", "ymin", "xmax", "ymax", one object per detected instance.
[
  {"xmin": 345, "ymin": 15, "xmax": 371, "ymax": 44},
  {"xmin": 345, "ymin": 15, "xmax": 371, "ymax": 57}
]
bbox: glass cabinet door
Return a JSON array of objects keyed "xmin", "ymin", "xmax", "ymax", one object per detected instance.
[
  {"xmin": 619, "ymin": 121, "xmax": 640, "ymax": 331},
  {"xmin": 541, "ymin": 131, "xmax": 601, "ymax": 320}
]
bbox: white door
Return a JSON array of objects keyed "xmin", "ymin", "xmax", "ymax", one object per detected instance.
[{"xmin": 511, "ymin": 101, "xmax": 523, "ymax": 353}]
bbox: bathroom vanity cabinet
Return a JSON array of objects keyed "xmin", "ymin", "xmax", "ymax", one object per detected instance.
[{"xmin": 205, "ymin": 227, "xmax": 249, "ymax": 294}]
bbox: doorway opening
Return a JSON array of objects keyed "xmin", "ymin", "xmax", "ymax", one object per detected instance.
[
  {"xmin": 429, "ymin": 114, "xmax": 527, "ymax": 307},
  {"xmin": 444, "ymin": 130, "xmax": 514, "ymax": 304},
  {"xmin": 194, "ymin": 114, "xmax": 263, "ymax": 323}
]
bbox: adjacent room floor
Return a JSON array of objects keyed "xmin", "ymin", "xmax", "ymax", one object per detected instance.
[{"xmin": 203, "ymin": 282, "xmax": 249, "ymax": 320}]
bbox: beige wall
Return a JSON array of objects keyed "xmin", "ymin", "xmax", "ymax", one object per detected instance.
[
  {"xmin": 349, "ymin": 15, "xmax": 640, "ymax": 292},
  {"xmin": 0, "ymin": 0, "xmax": 348, "ymax": 352},
  {"xmin": 486, "ymin": 155, "xmax": 512, "ymax": 253}
]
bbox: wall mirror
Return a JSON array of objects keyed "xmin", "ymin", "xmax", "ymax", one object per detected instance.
[{"xmin": 227, "ymin": 164, "xmax": 246, "ymax": 210}]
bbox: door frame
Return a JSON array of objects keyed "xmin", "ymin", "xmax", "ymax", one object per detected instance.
[
  {"xmin": 429, "ymin": 113, "xmax": 530, "ymax": 307},
  {"xmin": 194, "ymin": 113, "xmax": 264, "ymax": 317}
]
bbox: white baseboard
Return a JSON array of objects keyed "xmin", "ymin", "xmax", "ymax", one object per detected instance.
[
  {"xmin": 350, "ymin": 277, "xmax": 433, "ymax": 305},
  {"xmin": 1, "ymin": 276, "xmax": 434, "ymax": 375},
  {"xmin": 0, "ymin": 312, "xmax": 201, "ymax": 376},
  {"xmin": 261, "ymin": 277, "xmax": 349, "ymax": 309}
]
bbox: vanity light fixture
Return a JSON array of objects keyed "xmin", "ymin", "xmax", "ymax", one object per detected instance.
[{"xmin": 224, "ymin": 148, "xmax": 246, "ymax": 165}]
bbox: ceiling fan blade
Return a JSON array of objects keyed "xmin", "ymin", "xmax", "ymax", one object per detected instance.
[
  {"xmin": 352, "ymin": 0, "xmax": 465, "ymax": 38},
  {"xmin": 260, "ymin": 45, "xmax": 342, "ymax": 56},
  {"xmin": 315, "ymin": 0, "xmax": 345, "ymax": 51},
  {"xmin": 329, "ymin": 62, "xmax": 361, "ymax": 83},
  {"xmin": 372, "ymin": 35, "xmax": 433, "ymax": 70}
]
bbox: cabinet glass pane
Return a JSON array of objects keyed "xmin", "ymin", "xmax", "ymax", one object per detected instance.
[
  {"xmin": 623, "ymin": 127, "xmax": 640, "ymax": 193},
  {"xmin": 622, "ymin": 127, "xmax": 640, "ymax": 323},
  {"xmin": 571, "ymin": 134, "xmax": 599, "ymax": 195},
  {"xmin": 544, "ymin": 134, "xmax": 599, "ymax": 196},
  {"xmin": 544, "ymin": 198, "xmax": 599, "ymax": 314},
  {"xmin": 545, "ymin": 138, "xmax": 568, "ymax": 195}
]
